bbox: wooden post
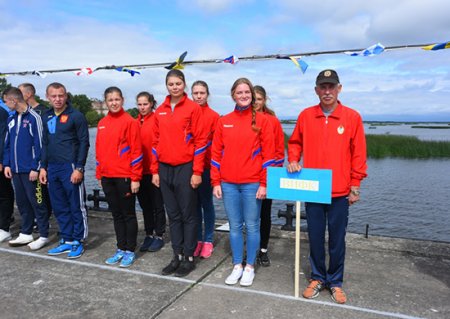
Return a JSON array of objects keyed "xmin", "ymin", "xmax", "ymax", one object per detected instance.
[{"xmin": 294, "ymin": 200, "xmax": 301, "ymax": 298}]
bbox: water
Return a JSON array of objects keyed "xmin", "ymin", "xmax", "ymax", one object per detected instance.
[{"xmin": 84, "ymin": 125, "xmax": 450, "ymax": 243}]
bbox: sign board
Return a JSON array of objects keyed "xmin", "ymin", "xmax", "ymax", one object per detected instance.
[{"xmin": 267, "ymin": 167, "xmax": 332, "ymax": 204}]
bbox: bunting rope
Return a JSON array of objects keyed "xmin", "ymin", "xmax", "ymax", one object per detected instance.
[{"xmin": 0, "ymin": 42, "xmax": 447, "ymax": 77}]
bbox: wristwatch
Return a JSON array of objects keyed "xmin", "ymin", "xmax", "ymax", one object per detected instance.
[
  {"xmin": 351, "ymin": 189, "xmax": 360, "ymax": 196},
  {"xmin": 76, "ymin": 167, "xmax": 85, "ymax": 173}
]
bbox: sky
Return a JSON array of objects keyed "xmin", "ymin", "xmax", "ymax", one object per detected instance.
[{"xmin": 1, "ymin": 0, "xmax": 450, "ymax": 121}]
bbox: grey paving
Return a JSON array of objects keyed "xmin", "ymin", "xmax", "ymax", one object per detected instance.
[{"xmin": 0, "ymin": 210, "xmax": 449, "ymax": 319}]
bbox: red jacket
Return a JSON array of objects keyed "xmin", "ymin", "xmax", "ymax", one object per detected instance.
[
  {"xmin": 264, "ymin": 112, "xmax": 285, "ymax": 167},
  {"xmin": 211, "ymin": 106, "xmax": 275, "ymax": 187},
  {"xmin": 96, "ymin": 108, "xmax": 143, "ymax": 181},
  {"xmin": 137, "ymin": 112, "xmax": 155, "ymax": 175},
  {"xmin": 288, "ymin": 102, "xmax": 367, "ymax": 197},
  {"xmin": 200, "ymin": 103, "xmax": 220, "ymax": 170},
  {"xmin": 151, "ymin": 94, "xmax": 208, "ymax": 175}
]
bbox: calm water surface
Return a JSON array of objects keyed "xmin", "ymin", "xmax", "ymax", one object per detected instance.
[{"xmin": 85, "ymin": 125, "xmax": 450, "ymax": 243}]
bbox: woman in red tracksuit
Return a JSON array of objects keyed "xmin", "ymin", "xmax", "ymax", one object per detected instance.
[
  {"xmin": 136, "ymin": 92, "xmax": 166, "ymax": 253},
  {"xmin": 151, "ymin": 70, "xmax": 208, "ymax": 277},
  {"xmin": 211, "ymin": 78, "xmax": 275, "ymax": 287},
  {"xmin": 254, "ymin": 85, "xmax": 285, "ymax": 267},
  {"xmin": 96, "ymin": 86, "xmax": 143, "ymax": 268}
]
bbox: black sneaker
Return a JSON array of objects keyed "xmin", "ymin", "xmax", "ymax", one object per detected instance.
[
  {"xmin": 162, "ymin": 255, "xmax": 182, "ymax": 276},
  {"xmin": 175, "ymin": 258, "xmax": 195, "ymax": 277},
  {"xmin": 258, "ymin": 250, "xmax": 271, "ymax": 267},
  {"xmin": 139, "ymin": 236, "xmax": 154, "ymax": 252}
]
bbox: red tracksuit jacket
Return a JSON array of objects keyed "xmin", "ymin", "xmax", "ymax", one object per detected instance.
[
  {"xmin": 264, "ymin": 112, "xmax": 285, "ymax": 167},
  {"xmin": 96, "ymin": 108, "xmax": 143, "ymax": 182},
  {"xmin": 200, "ymin": 103, "xmax": 220, "ymax": 170},
  {"xmin": 211, "ymin": 106, "xmax": 275, "ymax": 187},
  {"xmin": 151, "ymin": 94, "xmax": 208, "ymax": 175},
  {"xmin": 137, "ymin": 112, "xmax": 155, "ymax": 175},
  {"xmin": 288, "ymin": 102, "xmax": 367, "ymax": 197}
]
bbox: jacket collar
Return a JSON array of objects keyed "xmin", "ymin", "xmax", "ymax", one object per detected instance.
[{"xmin": 314, "ymin": 101, "xmax": 343, "ymax": 119}]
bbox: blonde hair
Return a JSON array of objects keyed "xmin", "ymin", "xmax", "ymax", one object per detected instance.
[{"xmin": 231, "ymin": 78, "xmax": 260, "ymax": 133}]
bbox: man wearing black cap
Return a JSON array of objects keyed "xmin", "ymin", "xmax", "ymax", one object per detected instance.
[{"xmin": 287, "ymin": 69, "xmax": 368, "ymax": 304}]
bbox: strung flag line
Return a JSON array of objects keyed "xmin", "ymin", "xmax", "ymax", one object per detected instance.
[{"xmin": 0, "ymin": 42, "xmax": 445, "ymax": 76}]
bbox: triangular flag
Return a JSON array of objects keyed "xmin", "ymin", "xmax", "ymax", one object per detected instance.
[
  {"xmin": 344, "ymin": 43, "xmax": 385, "ymax": 56},
  {"xmin": 75, "ymin": 67, "xmax": 93, "ymax": 76},
  {"xmin": 223, "ymin": 55, "xmax": 239, "ymax": 64},
  {"xmin": 289, "ymin": 57, "xmax": 308, "ymax": 74},
  {"xmin": 422, "ymin": 41, "xmax": 450, "ymax": 51},
  {"xmin": 165, "ymin": 51, "xmax": 188, "ymax": 70},
  {"xmin": 31, "ymin": 70, "xmax": 48, "ymax": 78},
  {"xmin": 115, "ymin": 67, "xmax": 140, "ymax": 77}
]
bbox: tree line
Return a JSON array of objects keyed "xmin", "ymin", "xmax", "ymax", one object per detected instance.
[{"xmin": 0, "ymin": 78, "xmax": 139, "ymax": 126}]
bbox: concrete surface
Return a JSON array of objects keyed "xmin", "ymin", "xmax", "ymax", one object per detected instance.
[{"xmin": 0, "ymin": 210, "xmax": 449, "ymax": 319}]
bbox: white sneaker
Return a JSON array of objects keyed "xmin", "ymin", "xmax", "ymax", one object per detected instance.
[
  {"xmin": 225, "ymin": 265, "xmax": 243, "ymax": 285},
  {"xmin": 0, "ymin": 229, "xmax": 12, "ymax": 242},
  {"xmin": 240, "ymin": 266, "xmax": 255, "ymax": 286},
  {"xmin": 9, "ymin": 233, "xmax": 34, "ymax": 247},
  {"xmin": 28, "ymin": 237, "xmax": 50, "ymax": 251}
]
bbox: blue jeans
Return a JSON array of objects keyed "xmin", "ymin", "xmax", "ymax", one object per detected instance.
[
  {"xmin": 221, "ymin": 182, "xmax": 261, "ymax": 266},
  {"xmin": 305, "ymin": 196, "xmax": 349, "ymax": 288},
  {"xmin": 197, "ymin": 169, "xmax": 215, "ymax": 242}
]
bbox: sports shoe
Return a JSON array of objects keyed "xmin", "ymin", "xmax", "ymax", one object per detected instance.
[
  {"xmin": 105, "ymin": 249, "xmax": 125, "ymax": 265},
  {"xmin": 0, "ymin": 229, "xmax": 12, "ymax": 242},
  {"xmin": 258, "ymin": 250, "xmax": 271, "ymax": 267},
  {"xmin": 193, "ymin": 241, "xmax": 203, "ymax": 257},
  {"xmin": 139, "ymin": 236, "xmax": 154, "ymax": 252},
  {"xmin": 162, "ymin": 255, "xmax": 182, "ymax": 275},
  {"xmin": 240, "ymin": 266, "xmax": 255, "ymax": 286},
  {"xmin": 119, "ymin": 251, "xmax": 136, "ymax": 268},
  {"xmin": 200, "ymin": 242, "xmax": 213, "ymax": 259},
  {"xmin": 67, "ymin": 240, "xmax": 84, "ymax": 259},
  {"xmin": 225, "ymin": 265, "xmax": 243, "ymax": 285},
  {"xmin": 148, "ymin": 237, "xmax": 164, "ymax": 252},
  {"xmin": 330, "ymin": 287, "xmax": 347, "ymax": 304},
  {"xmin": 48, "ymin": 239, "xmax": 73, "ymax": 255},
  {"xmin": 175, "ymin": 257, "xmax": 195, "ymax": 277},
  {"xmin": 9, "ymin": 233, "xmax": 34, "ymax": 247},
  {"xmin": 303, "ymin": 280, "xmax": 324, "ymax": 299},
  {"xmin": 28, "ymin": 237, "xmax": 50, "ymax": 251}
]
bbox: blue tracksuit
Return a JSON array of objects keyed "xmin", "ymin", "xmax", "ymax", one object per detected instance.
[
  {"xmin": 3, "ymin": 107, "xmax": 49, "ymax": 237},
  {"xmin": 41, "ymin": 103, "xmax": 90, "ymax": 242}
]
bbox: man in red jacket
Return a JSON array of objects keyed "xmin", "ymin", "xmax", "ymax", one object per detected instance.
[{"xmin": 287, "ymin": 69, "xmax": 367, "ymax": 304}]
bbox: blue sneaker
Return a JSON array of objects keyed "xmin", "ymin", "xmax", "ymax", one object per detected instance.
[
  {"xmin": 119, "ymin": 251, "xmax": 136, "ymax": 268},
  {"xmin": 67, "ymin": 240, "xmax": 84, "ymax": 259},
  {"xmin": 148, "ymin": 237, "xmax": 164, "ymax": 252},
  {"xmin": 105, "ymin": 249, "xmax": 125, "ymax": 265},
  {"xmin": 139, "ymin": 236, "xmax": 154, "ymax": 252},
  {"xmin": 48, "ymin": 239, "xmax": 72, "ymax": 255}
]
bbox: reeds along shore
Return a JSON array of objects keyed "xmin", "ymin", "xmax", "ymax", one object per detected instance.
[{"xmin": 283, "ymin": 133, "xmax": 450, "ymax": 159}]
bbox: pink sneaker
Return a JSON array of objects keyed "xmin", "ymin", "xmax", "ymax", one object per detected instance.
[
  {"xmin": 193, "ymin": 241, "xmax": 203, "ymax": 257},
  {"xmin": 200, "ymin": 242, "xmax": 214, "ymax": 258}
]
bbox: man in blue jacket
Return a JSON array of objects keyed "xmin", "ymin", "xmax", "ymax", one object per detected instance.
[
  {"xmin": 0, "ymin": 97, "xmax": 14, "ymax": 243},
  {"xmin": 39, "ymin": 82, "xmax": 90, "ymax": 259},
  {"xmin": 2, "ymin": 87, "xmax": 49, "ymax": 249}
]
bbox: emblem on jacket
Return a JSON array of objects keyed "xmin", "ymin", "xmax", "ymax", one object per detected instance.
[
  {"xmin": 337, "ymin": 125, "xmax": 344, "ymax": 134},
  {"xmin": 60, "ymin": 115, "xmax": 69, "ymax": 123}
]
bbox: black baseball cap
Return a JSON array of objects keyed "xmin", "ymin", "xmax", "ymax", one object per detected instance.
[{"xmin": 316, "ymin": 69, "xmax": 340, "ymax": 85}]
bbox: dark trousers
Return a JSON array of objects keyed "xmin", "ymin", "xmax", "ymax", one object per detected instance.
[
  {"xmin": 102, "ymin": 177, "xmax": 138, "ymax": 252},
  {"xmin": 12, "ymin": 173, "xmax": 49, "ymax": 237},
  {"xmin": 137, "ymin": 174, "xmax": 166, "ymax": 237},
  {"xmin": 47, "ymin": 163, "xmax": 88, "ymax": 242},
  {"xmin": 305, "ymin": 196, "xmax": 349, "ymax": 288},
  {"xmin": 159, "ymin": 162, "xmax": 197, "ymax": 257},
  {"xmin": 260, "ymin": 198, "xmax": 272, "ymax": 250},
  {"xmin": 0, "ymin": 171, "xmax": 14, "ymax": 231}
]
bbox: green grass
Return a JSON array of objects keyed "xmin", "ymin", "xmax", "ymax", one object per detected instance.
[
  {"xmin": 284, "ymin": 133, "xmax": 450, "ymax": 159},
  {"xmin": 366, "ymin": 135, "xmax": 450, "ymax": 159}
]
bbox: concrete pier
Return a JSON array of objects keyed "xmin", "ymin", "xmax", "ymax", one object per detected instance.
[{"xmin": 1, "ymin": 210, "xmax": 449, "ymax": 319}]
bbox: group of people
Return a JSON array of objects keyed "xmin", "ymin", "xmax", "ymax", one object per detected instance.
[{"xmin": 0, "ymin": 69, "xmax": 367, "ymax": 304}]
